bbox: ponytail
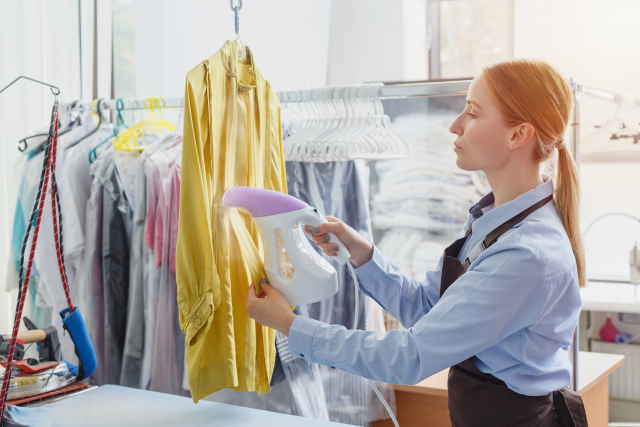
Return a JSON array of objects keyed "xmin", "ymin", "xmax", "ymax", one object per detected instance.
[
  {"xmin": 555, "ymin": 146, "xmax": 586, "ymax": 287},
  {"xmin": 483, "ymin": 59, "xmax": 586, "ymax": 287}
]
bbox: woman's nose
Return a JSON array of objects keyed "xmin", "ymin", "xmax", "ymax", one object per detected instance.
[{"xmin": 450, "ymin": 115, "xmax": 464, "ymax": 136}]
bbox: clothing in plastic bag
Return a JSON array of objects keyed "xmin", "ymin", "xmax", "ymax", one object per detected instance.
[{"xmin": 285, "ymin": 160, "xmax": 396, "ymax": 426}]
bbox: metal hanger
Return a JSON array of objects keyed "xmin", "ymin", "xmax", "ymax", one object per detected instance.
[
  {"xmin": 66, "ymin": 98, "xmax": 106, "ymax": 150},
  {"xmin": 231, "ymin": 0, "xmax": 245, "ymax": 48},
  {"xmin": 0, "ymin": 76, "xmax": 62, "ymax": 153},
  {"xmin": 0, "ymin": 75, "xmax": 60, "ymax": 97},
  {"xmin": 89, "ymin": 98, "xmax": 127, "ymax": 163}
]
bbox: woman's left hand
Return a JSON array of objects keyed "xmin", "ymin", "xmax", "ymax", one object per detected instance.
[{"xmin": 246, "ymin": 279, "xmax": 296, "ymax": 336}]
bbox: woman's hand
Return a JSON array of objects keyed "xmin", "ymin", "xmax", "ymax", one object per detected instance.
[
  {"xmin": 246, "ymin": 279, "xmax": 296, "ymax": 336},
  {"xmin": 305, "ymin": 216, "xmax": 374, "ymax": 268}
]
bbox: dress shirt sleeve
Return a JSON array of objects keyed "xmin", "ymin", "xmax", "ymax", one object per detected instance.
[
  {"xmin": 289, "ymin": 241, "xmax": 550, "ymax": 385},
  {"xmin": 176, "ymin": 70, "xmax": 219, "ymax": 347},
  {"xmin": 354, "ymin": 246, "xmax": 443, "ymax": 328}
]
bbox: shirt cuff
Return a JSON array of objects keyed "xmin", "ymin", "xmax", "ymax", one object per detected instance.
[
  {"xmin": 288, "ymin": 315, "xmax": 323, "ymax": 361},
  {"xmin": 355, "ymin": 246, "xmax": 388, "ymax": 287}
]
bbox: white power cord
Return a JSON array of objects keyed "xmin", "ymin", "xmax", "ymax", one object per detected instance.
[{"xmin": 347, "ymin": 262, "xmax": 400, "ymax": 427}]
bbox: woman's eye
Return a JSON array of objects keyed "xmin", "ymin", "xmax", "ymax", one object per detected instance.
[{"xmin": 467, "ymin": 113, "xmax": 477, "ymax": 119}]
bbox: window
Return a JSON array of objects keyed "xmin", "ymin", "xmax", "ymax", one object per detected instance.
[{"xmin": 436, "ymin": 0, "xmax": 512, "ymax": 79}]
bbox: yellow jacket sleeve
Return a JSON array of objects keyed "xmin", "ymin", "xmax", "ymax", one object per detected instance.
[{"xmin": 176, "ymin": 66, "xmax": 219, "ymax": 348}]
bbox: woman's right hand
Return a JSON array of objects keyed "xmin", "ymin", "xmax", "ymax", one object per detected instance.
[{"xmin": 304, "ymin": 216, "xmax": 374, "ymax": 268}]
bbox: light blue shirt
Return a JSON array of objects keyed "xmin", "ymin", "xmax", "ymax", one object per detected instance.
[{"xmin": 288, "ymin": 178, "xmax": 582, "ymax": 396}]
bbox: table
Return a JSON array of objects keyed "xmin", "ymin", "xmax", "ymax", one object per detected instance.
[
  {"xmin": 4, "ymin": 385, "xmax": 354, "ymax": 427},
  {"xmin": 371, "ymin": 351, "xmax": 625, "ymax": 427}
]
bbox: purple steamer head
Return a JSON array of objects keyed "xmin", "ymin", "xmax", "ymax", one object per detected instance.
[{"xmin": 222, "ymin": 186, "xmax": 309, "ymax": 217}]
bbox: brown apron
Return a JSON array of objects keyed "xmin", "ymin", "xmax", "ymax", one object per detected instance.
[{"xmin": 441, "ymin": 195, "xmax": 588, "ymax": 427}]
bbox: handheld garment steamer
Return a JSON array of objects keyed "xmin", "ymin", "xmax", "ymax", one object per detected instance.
[
  {"xmin": 222, "ymin": 186, "xmax": 351, "ymax": 305},
  {"xmin": 223, "ymin": 186, "xmax": 400, "ymax": 427}
]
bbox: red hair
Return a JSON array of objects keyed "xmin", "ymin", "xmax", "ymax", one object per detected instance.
[{"xmin": 483, "ymin": 59, "xmax": 585, "ymax": 287}]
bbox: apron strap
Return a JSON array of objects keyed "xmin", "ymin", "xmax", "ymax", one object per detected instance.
[
  {"xmin": 553, "ymin": 387, "xmax": 589, "ymax": 427},
  {"xmin": 465, "ymin": 194, "xmax": 554, "ymax": 267}
]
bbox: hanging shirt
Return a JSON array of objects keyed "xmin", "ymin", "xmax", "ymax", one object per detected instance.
[
  {"xmin": 177, "ymin": 39, "xmax": 287, "ymax": 402},
  {"xmin": 288, "ymin": 178, "xmax": 582, "ymax": 397},
  {"xmin": 101, "ymin": 156, "xmax": 134, "ymax": 385}
]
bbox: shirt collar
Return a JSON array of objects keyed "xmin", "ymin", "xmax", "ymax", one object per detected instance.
[
  {"xmin": 467, "ymin": 175, "xmax": 554, "ymax": 240},
  {"xmin": 221, "ymin": 39, "xmax": 258, "ymax": 91}
]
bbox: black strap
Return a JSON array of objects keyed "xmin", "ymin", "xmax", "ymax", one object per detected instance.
[{"xmin": 483, "ymin": 194, "xmax": 554, "ymax": 250}]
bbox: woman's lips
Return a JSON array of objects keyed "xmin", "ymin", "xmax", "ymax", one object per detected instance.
[{"xmin": 454, "ymin": 142, "xmax": 462, "ymax": 151}]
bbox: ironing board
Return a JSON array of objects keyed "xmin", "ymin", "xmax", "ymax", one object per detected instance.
[{"xmin": 4, "ymin": 385, "xmax": 354, "ymax": 427}]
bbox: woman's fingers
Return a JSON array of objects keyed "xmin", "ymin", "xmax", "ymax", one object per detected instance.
[
  {"xmin": 317, "ymin": 242, "xmax": 340, "ymax": 253},
  {"xmin": 322, "ymin": 249, "xmax": 338, "ymax": 257}
]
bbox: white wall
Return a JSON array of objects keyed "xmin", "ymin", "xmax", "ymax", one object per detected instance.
[
  {"xmin": 514, "ymin": 0, "xmax": 640, "ymax": 280},
  {"xmin": 326, "ymin": 0, "xmax": 429, "ymax": 86},
  {"xmin": 133, "ymin": 0, "xmax": 332, "ymax": 97},
  {"xmin": 514, "ymin": 0, "xmax": 640, "ymax": 98}
]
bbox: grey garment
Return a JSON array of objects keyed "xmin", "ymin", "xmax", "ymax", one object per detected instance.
[
  {"xmin": 270, "ymin": 344, "xmax": 286, "ymax": 386},
  {"xmin": 80, "ymin": 154, "xmax": 111, "ymax": 385},
  {"xmin": 285, "ymin": 161, "xmax": 370, "ymax": 329},
  {"xmin": 203, "ymin": 307, "xmax": 328, "ymax": 420},
  {"xmin": 120, "ymin": 150, "xmax": 156, "ymax": 387},
  {"xmin": 101, "ymin": 159, "xmax": 134, "ymax": 385},
  {"xmin": 286, "ymin": 160, "xmax": 392, "ymax": 426},
  {"xmin": 275, "ymin": 305, "xmax": 329, "ymax": 420},
  {"xmin": 119, "ymin": 134, "xmax": 173, "ymax": 388}
]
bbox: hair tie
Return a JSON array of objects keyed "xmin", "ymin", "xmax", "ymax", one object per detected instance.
[{"xmin": 556, "ymin": 140, "xmax": 568, "ymax": 150}]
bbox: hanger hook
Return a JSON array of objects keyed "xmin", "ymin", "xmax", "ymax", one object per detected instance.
[{"xmin": 116, "ymin": 98, "xmax": 126, "ymax": 126}]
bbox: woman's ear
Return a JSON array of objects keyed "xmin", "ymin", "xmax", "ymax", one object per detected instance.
[{"xmin": 508, "ymin": 123, "xmax": 536, "ymax": 150}]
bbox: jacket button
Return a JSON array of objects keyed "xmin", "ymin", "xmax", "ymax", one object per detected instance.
[
  {"xmin": 195, "ymin": 319, "xmax": 201, "ymax": 325},
  {"xmin": 191, "ymin": 313, "xmax": 196, "ymax": 319}
]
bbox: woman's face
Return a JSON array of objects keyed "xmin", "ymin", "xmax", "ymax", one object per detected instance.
[{"xmin": 449, "ymin": 73, "xmax": 514, "ymax": 172}]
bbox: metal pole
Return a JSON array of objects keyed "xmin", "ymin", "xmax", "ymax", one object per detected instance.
[
  {"xmin": 0, "ymin": 76, "xmax": 60, "ymax": 96},
  {"xmin": 569, "ymin": 78, "xmax": 580, "ymax": 392},
  {"xmin": 78, "ymin": 0, "xmax": 83, "ymax": 99}
]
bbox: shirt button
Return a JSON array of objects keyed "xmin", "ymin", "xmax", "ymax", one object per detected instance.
[
  {"xmin": 330, "ymin": 366, "xmax": 335, "ymax": 370},
  {"xmin": 195, "ymin": 319, "xmax": 201, "ymax": 325},
  {"xmin": 191, "ymin": 313, "xmax": 196, "ymax": 319},
  {"xmin": 300, "ymin": 353, "xmax": 304, "ymax": 358}
]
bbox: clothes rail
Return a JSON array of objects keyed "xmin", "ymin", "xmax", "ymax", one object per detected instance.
[
  {"xmin": 276, "ymin": 79, "xmax": 473, "ymax": 103},
  {"xmin": 63, "ymin": 80, "xmax": 475, "ymax": 114},
  {"xmin": 67, "ymin": 97, "xmax": 185, "ymax": 113},
  {"xmin": 577, "ymin": 83, "xmax": 640, "ymax": 107}
]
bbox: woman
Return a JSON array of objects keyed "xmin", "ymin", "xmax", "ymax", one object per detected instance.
[{"xmin": 246, "ymin": 58, "xmax": 588, "ymax": 426}]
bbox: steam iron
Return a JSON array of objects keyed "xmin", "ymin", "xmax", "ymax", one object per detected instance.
[
  {"xmin": 0, "ymin": 315, "xmax": 95, "ymax": 402},
  {"xmin": 223, "ymin": 186, "xmax": 351, "ymax": 306}
]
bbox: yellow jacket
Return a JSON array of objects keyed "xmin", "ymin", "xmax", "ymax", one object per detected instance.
[{"xmin": 176, "ymin": 39, "xmax": 287, "ymax": 402}]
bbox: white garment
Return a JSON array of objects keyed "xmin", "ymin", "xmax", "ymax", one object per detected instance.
[{"xmin": 18, "ymin": 118, "xmax": 94, "ymax": 364}]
